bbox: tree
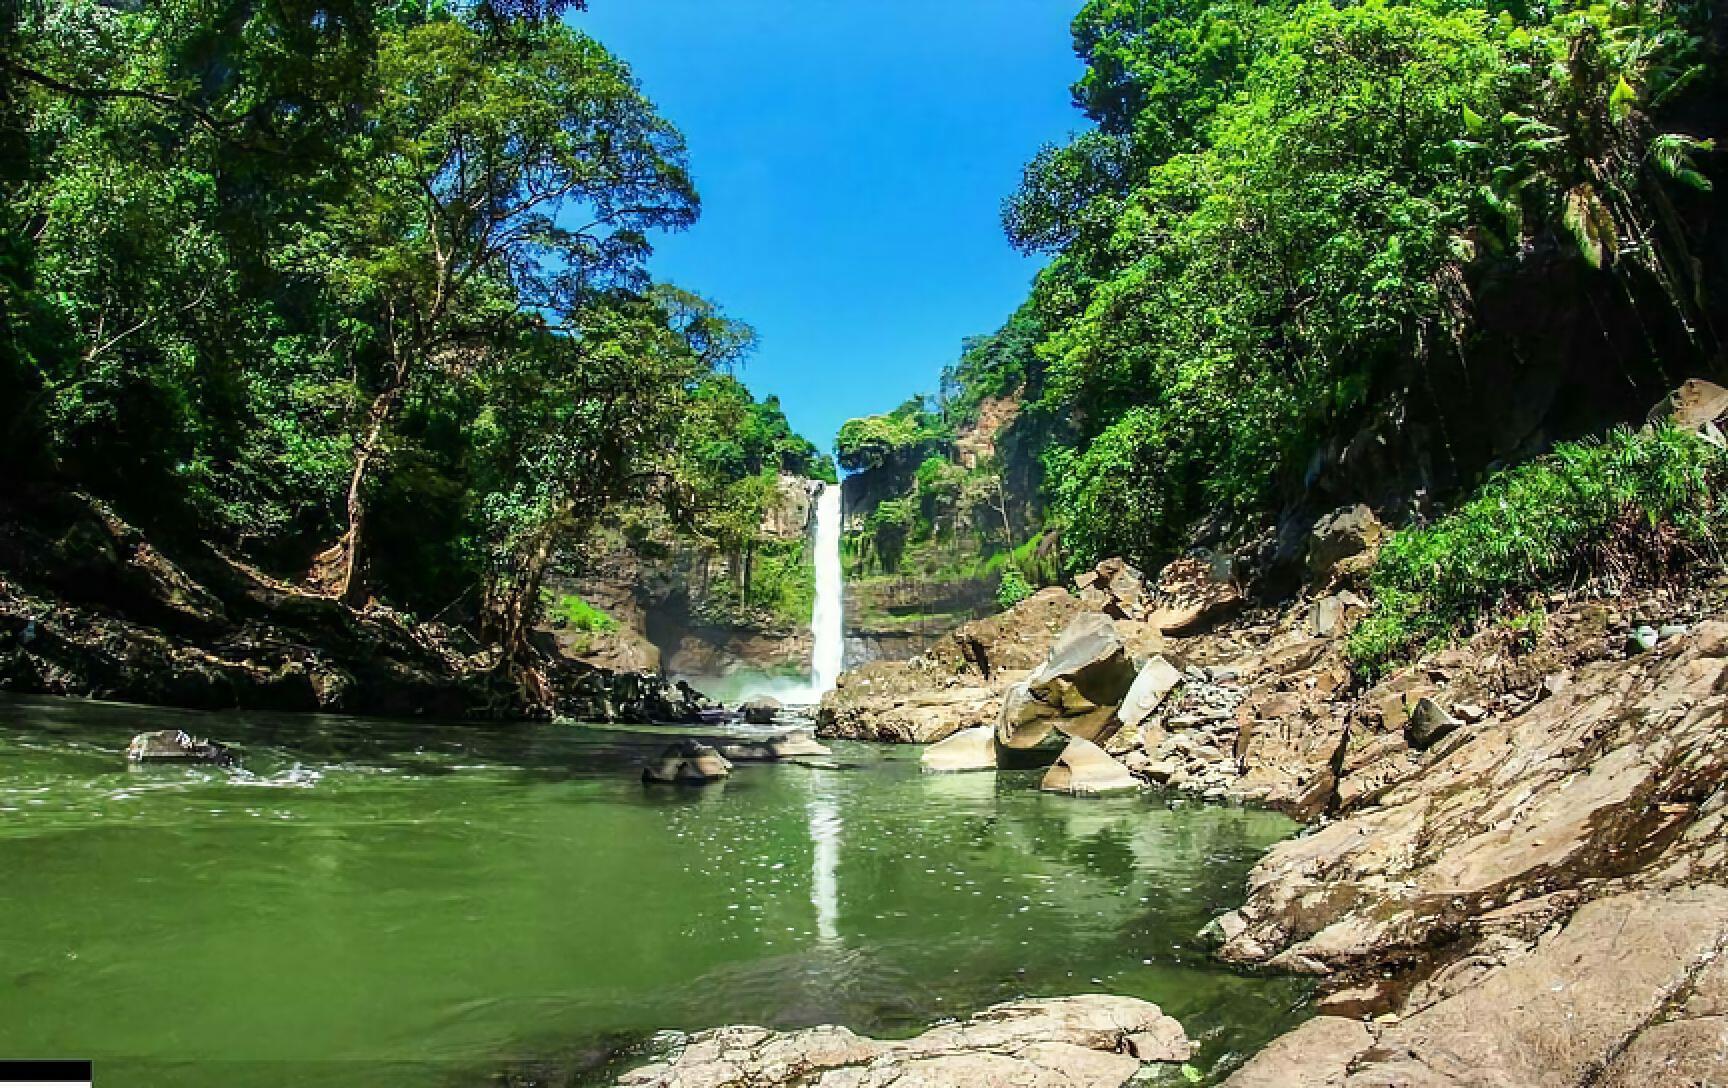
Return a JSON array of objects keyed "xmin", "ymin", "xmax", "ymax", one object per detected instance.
[{"xmin": 301, "ymin": 14, "xmax": 697, "ymax": 604}]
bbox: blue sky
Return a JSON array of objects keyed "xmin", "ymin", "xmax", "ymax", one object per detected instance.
[{"xmin": 574, "ymin": 1, "xmax": 1085, "ymax": 452}]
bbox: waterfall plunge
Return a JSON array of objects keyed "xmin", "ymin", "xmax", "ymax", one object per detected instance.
[{"xmin": 806, "ymin": 484, "xmax": 845, "ymax": 698}]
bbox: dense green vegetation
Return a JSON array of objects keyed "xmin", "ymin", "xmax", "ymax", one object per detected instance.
[
  {"xmin": 0, "ymin": 0, "xmax": 822, "ymax": 669},
  {"xmin": 918, "ymin": 0, "xmax": 1722, "ymax": 579},
  {"xmin": 1347, "ymin": 426, "xmax": 1728, "ymax": 675}
]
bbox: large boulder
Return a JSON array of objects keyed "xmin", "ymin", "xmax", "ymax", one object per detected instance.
[
  {"xmin": 920, "ymin": 725, "xmax": 999, "ymax": 773},
  {"xmin": 1306, "ymin": 504, "xmax": 1384, "ymax": 583},
  {"xmin": 1042, "ymin": 737, "xmax": 1139, "ymax": 796},
  {"xmin": 641, "ymin": 740, "xmax": 732, "ymax": 784},
  {"xmin": 616, "ymin": 994, "xmax": 1190, "ymax": 1088},
  {"xmin": 1147, "ymin": 555, "xmax": 1244, "ymax": 635},
  {"xmin": 126, "ymin": 729, "xmax": 236, "ymax": 767},
  {"xmin": 996, "ymin": 613, "xmax": 1137, "ymax": 750},
  {"xmin": 1117, "ymin": 655, "xmax": 1184, "ymax": 733}
]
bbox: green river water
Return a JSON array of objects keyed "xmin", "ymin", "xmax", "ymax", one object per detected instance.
[{"xmin": 0, "ymin": 694, "xmax": 1311, "ymax": 1086}]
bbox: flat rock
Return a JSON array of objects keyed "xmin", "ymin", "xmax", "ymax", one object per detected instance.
[
  {"xmin": 920, "ymin": 725, "xmax": 999, "ymax": 773},
  {"xmin": 615, "ymin": 995, "xmax": 1190, "ymax": 1088},
  {"xmin": 719, "ymin": 730, "xmax": 832, "ymax": 762},
  {"xmin": 1042, "ymin": 737, "xmax": 1138, "ymax": 795},
  {"xmin": 642, "ymin": 740, "xmax": 732, "ymax": 784}
]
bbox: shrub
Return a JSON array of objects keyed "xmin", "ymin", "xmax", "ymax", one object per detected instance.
[
  {"xmin": 996, "ymin": 568, "xmax": 1034, "ymax": 609},
  {"xmin": 1347, "ymin": 427, "xmax": 1727, "ymax": 678},
  {"xmin": 547, "ymin": 593, "xmax": 617, "ymax": 633}
]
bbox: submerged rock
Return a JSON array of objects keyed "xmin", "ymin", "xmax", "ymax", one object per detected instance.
[
  {"xmin": 615, "ymin": 994, "xmax": 1190, "ymax": 1088},
  {"xmin": 641, "ymin": 740, "xmax": 732, "ymax": 784},
  {"xmin": 126, "ymin": 729, "xmax": 236, "ymax": 766},
  {"xmin": 920, "ymin": 725, "xmax": 999, "ymax": 773},
  {"xmin": 741, "ymin": 696, "xmax": 783, "ymax": 725},
  {"xmin": 1042, "ymin": 737, "xmax": 1138, "ymax": 796},
  {"xmin": 718, "ymin": 730, "xmax": 832, "ymax": 762}
]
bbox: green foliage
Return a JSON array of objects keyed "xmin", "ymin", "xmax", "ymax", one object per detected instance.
[
  {"xmin": 995, "ymin": 0, "xmax": 1719, "ymax": 574},
  {"xmin": 1347, "ymin": 428, "xmax": 1728, "ymax": 677},
  {"xmin": 996, "ymin": 568, "xmax": 1034, "ymax": 610},
  {"xmin": 547, "ymin": 593, "xmax": 618, "ymax": 633},
  {"xmin": 835, "ymin": 397, "xmax": 949, "ymax": 473},
  {"xmin": 0, "ymin": 0, "xmax": 826, "ymax": 658}
]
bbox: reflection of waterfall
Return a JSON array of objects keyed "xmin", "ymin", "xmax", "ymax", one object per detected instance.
[
  {"xmin": 808, "ymin": 485, "xmax": 845, "ymax": 696},
  {"xmin": 809, "ymin": 787, "xmax": 841, "ymax": 942}
]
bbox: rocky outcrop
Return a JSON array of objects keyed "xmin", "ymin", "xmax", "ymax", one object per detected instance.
[
  {"xmin": 615, "ymin": 995, "xmax": 1191, "ymax": 1088},
  {"xmin": 1209, "ymin": 619, "xmax": 1728, "ymax": 977},
  {"xmin": 816, "ymin": 588, "xmax": 1082, "ymax": 743},
  {"xmin": 1224, "ymin": 887, "xmax": 1728, "ymax": 1087},
  {"xmin": 641, "ymin": 741, "xmax": 732, "ymax": 785},
  {"xmin": 1147, "ymin": 556, "xmax": 1243, "ymax": 635},
  {"xmin": 0, "ymin": 491, "xmax": 703, "ymax": 723}
]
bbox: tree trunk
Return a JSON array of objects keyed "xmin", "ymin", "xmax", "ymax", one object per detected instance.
[{"xmin": 311, "ymin": 383, "xmax": 401, "ymax": 606}]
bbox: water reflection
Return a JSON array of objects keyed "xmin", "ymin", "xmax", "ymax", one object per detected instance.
[{"xmin": 808, "ymin": 772, "xmax": 841, "ymax": 943}]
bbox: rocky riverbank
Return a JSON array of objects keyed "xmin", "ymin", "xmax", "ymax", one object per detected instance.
[
  {"xmin": 0, "ymin": 490, "xmax": 704, "ymax": 723},
  {"xmin": 797, "ymin": 511, "xmax": 1728, "ymax": 1084}
]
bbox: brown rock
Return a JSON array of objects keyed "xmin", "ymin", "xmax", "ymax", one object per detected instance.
[
  {"xmin": 615, "ymin": 995, "xmax": 1191, "ymax": 1088},
  {"xmin": 1042, "ymin": 737, "xmax": 1139, "ymax": 795}
]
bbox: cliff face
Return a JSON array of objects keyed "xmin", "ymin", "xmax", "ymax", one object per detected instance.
[
  {"xmin": 839, "ymin": 394, "xmax": 1042, "ymax": 666},
  {"xmin": 548, "ymin": 474, "xmax": 821, "ymax": 682}
]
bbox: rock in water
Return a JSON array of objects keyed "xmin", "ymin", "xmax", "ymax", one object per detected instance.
[
  {"xmin": 642, "ymin": 740, "xmax": 732, "ymax": 784},
  {"xmin": 615, "ymin": 994, "xmax": 1190, "ymax": 1088},
  {"xmin": 1042, "ymin": 737, "xmax": 1139, "ymax": 795},
  {"xmin": 921, "ymin": 725, "xmax": 999, "ymax": 773},
  {"xmin": 126, "ymin": 729, "xmax": 236, "ymax": 766},
  {"xmin": 741, "ymin": 696, "xmax": 783, "ymax": 725},
  {"xmin": 996, "ymin": 613, "xmax": 1136, "ymax": 750},
  {"xmin": 718, "ymin": 730, "xmax": 832, "ymax": 762}
]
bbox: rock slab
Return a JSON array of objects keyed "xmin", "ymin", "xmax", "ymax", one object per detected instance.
[{"xmin": 615, "ymin": 994, "xmax": 1191, "ymax": 1088}]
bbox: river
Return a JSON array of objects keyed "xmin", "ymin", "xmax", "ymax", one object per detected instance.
[{"xmin": 0, "ymin": 694, "xmax": 1310, "ymax": 1086}]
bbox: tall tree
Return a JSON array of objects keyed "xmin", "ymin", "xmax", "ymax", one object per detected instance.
[{"xmin": 302, "ymin": 14, "xmax": 697, "ymax": 604}]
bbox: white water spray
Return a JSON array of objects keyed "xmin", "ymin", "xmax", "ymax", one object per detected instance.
[{"xmin": 806, "ymin": 484, "xmax": 845, "ymax": 697}]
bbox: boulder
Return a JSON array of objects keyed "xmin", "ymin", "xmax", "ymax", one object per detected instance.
[
  {"xmin": 920, "ymin": 725, "xmax": 999, "ymax": 773},
  {"xmin": 741, "ymin": 695, "xmax": 783, "ymax": 725},
  {"xmin": 1074, "ymin": 557, "xmax": 1147, "ymax": 620},
  {"xmin": 1649, "ymin": 377, "xmax": 1728, "ymax": 430},
  {"xmin": 1117, "ymin": 655, "xmax": 1184, "ymax": 733},
  {"xmin": 126, "ymin": 729, "xmax": 236, "ymax": 766},
  {"xmin": 615, "ymin": 994, "xmax": 1190, "ymax": 1088},
  {"xmin": 641, "ymin": 740, "xmax": 732, "ymax": 784},
  {"xmin": 1147, "ymin": 556, "xmax": 1244, "ymax": 635},
  {"xmin": 1042, "ymin": 737, "xmax": 1139, "ymax": 795},
  {"xmin": 1404, "ymin": 696, "xmax": 1461, "ymax": 749},
  {"xmin": 1306, "ymin": 503, "xmax": 1384, "ymax": 583},
  {"xmin": 718, "ymin": 730, "xmax": 832, "ymax": 762},
  {"xmin": 996, "ymin": 613, "xmax": 1137, "ymax": 749}
]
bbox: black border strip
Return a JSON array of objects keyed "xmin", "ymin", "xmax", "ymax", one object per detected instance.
[{"xmin": 0, "ymin": 1061, "xmax": 92, "ymax": 1082}]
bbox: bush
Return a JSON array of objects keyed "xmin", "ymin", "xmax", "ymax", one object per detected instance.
[
  {"xmin": 996, "ymin": 568, "xmax": 1034, "ymax": 609},
  {"xmin": 547, "ymin": 593, "xmax": 617, "ymax": 633},
  {"xmin": 1347, "ymin": 427, "xmax": 1728, "ymax": 678}
]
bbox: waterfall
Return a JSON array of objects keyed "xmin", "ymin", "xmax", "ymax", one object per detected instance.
[{"xmin": 807, "ymin": 484, "xmax": 845, "ymax": 697}]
